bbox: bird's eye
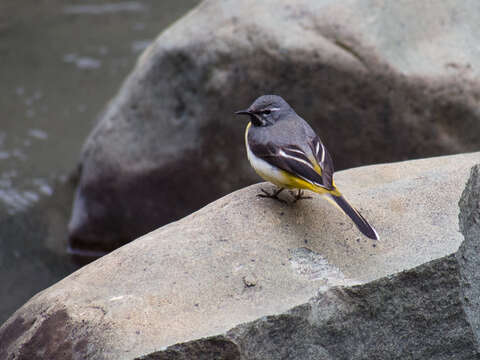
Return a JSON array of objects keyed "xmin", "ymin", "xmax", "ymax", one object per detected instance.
[{"xmin": 262, "ymin": 110, "xmax": 271, "ymax": 115}]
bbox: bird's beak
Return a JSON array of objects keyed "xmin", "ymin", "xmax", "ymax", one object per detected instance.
[{"xmin": 235, "ymin": 109, "xmax": 251, "ymax": 116}]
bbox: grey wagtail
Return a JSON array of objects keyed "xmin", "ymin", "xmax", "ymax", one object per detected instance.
[{"xmin": 236, "ymin": 95, "xmax": 379, "ymax": 240}]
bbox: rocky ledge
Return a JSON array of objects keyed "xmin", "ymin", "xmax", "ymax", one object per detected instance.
[{"xmin": 0, "ymin": 152, "xmax": 479, "ymax": 359}]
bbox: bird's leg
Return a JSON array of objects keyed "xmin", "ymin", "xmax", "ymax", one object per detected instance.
[
  {"xmin": 257, "ymin": 187, "xmax": 286, "ymax": 203},
  {"xmin": 290, "ymin": 189, "xmax": 312, "ymax": 202}
]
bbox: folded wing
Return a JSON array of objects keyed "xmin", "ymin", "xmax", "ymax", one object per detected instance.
[{"xmin": 249, "ymin": 136, "xmax": 334, "ymax": 190}]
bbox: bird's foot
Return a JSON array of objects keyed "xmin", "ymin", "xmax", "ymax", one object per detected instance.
[
  {"xmin": 257, "ymin": 187, "xmax": 286, "ymax": 204},
  {"xmin": 290, "ymin": 189, "xmax": 312, "ymax": 203}
]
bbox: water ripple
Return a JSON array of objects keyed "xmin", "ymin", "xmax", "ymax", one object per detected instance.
[{"xmin": 63, "ymin": 2, "xmax": 146, "ymax": 15}]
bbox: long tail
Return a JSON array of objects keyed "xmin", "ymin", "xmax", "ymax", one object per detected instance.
[{"xmin": 327, "ymin": 193, "xmax": 379, "ymax": 240}]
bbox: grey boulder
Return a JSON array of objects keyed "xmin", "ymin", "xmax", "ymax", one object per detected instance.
[
  {"xmin": 1, "ymin": 152, "xmax": 479, "ymax": 359},
  {"xmin": 69, "ymin": 0, "xmax": 480, "ymax": 251}
]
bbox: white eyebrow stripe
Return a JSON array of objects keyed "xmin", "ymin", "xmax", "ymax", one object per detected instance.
[
  {"xmin": 278, "ymin": 149, "xmax": 315, "ymax": 170},
  {"xmin": 269, "ymin": 107, "xmax": 281, "ymax": 111}
]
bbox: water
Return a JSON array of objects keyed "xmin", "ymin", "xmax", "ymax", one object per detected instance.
[{"xmin": 0, "ymin": 0, "xmax": 201, "ymax": 324}]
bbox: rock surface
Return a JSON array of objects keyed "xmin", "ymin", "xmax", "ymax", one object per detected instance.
[
  {"xmin": 141, "ymin": 255, "xmax": 479, "ymax": 360},
  {"xmin": 457, "ymin": 164, "xmax": 480, "ymax": 345},
  {"xmin": 69, "ymin": 0, "xmax": 480, "ymax": 251},
  {"xmin": 1, "ymin": 152, "xmax": 479, "ymax": 359}
]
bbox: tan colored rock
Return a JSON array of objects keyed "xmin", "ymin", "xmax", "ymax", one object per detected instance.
[{"xmin": 2, "ymin": 152, "xmax": 479, "ymax": 359}]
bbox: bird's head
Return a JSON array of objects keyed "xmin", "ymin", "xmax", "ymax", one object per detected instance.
[{"xmin": 235, "ymin": 95, "xmax": 293, "ymax": 127}]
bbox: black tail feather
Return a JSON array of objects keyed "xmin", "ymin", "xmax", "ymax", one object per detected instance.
[{"xmin": 329, "ymin": 194, "xmax": 379, "ymax": 240}]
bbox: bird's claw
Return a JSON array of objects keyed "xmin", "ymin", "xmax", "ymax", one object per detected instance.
[
  {"xmin": 290, "ymin": 189, "xmax": 312, "ymax": 203},
  {"xmin": 257, "ymin": 187, "xmax": 287, "ymax": 204}
]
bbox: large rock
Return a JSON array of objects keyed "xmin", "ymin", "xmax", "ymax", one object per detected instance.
[
  {"xmin": 141, "ymin": 255, "xmax": 478, "ymax": 360},
  {"xmin": 1, "ymin": 152, "xmax": 479, "ymax": 359},
  {"xmin": 69, "ymin": 0, "xmax": 480, "ymax": 252},
  {"xmin": 457, "ymin": 164, "xmax": 480, "ymax": 343}
]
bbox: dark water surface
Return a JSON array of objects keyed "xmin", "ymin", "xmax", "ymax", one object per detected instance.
[{"xmin": 0, "ymin": 0, "xmax": 200, "ymax": 324}]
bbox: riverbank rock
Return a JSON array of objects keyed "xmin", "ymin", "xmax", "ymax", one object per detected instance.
[
  {"xmin": 1, "ymin": 152, "xmax": 479, "ymax": 359},
  {"xmin": 142, "ymin": 254, "xmax": 478, "ymax": 360},
  {"xmin": 69, "ymin": 0, "xmax": 480, "ymax": 252}
]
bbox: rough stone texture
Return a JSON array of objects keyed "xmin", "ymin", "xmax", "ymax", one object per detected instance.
[
  {"xmin": 457, "ymin": 165, "xmax": 480, "ymax": 347},
  {"xmin": 69, "ymin": 0, "xmax": 480, "ymax": 251},
  {"xmin": 1, "ymin": 152, "xmax": 479, "ymax": 359},
  {"xmin": 141, "ymin": 254, "xmax": 479, "ymax": 360}
]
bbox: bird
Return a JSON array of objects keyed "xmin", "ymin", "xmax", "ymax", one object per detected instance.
[{"xmin": 235, "ymin": 95, "xmax": 379, "ymax": 240}]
